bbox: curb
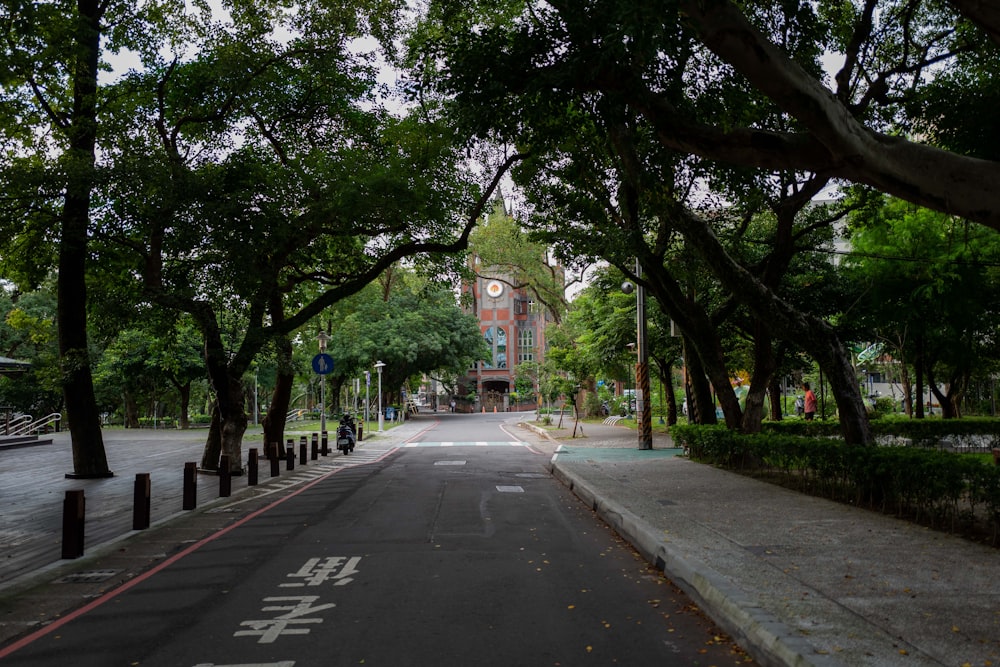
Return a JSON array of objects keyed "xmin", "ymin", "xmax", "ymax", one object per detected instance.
[{"xmin": 547, "ymin": 460, "xmax": 844, "ymax": 667}]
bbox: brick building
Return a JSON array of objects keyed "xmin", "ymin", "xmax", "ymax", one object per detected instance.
[
  {"xmin": 460, "ymin": 269, "xmax": 561, "ymax": 412},
  {"xmin": 458, "ymin": 205, "xmax": 564, "ymax": 412}
]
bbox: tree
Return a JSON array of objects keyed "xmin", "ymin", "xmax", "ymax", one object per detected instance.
[
  {"xmin": 87, "ymin": 5, "xmax": 519, "ymax": 472},
  {"xmin": 93, "ymin": 320, "xmax": 204, "ymax": 428},
  {"xmin": 409, "ymin": 0, "xmax": 1000, "ymax": 443},
  {"xmin": 469, "ymin": 199, "xmax": 582, "ymax": 324},
  {"xmin": 1, "ymin": 0, "xmax": 130, "ymax": 476},
  {"xmin": 845, "ymin": 199, "xmax": 1000, "ymax": 418},
  {"xmin": 542, "ymin": 315, "xmax": 601, "ymax": 433},
  {"xmin": 325, "ymin": 274, "xmax": 488, "ymax": 410},
  {"xmin": 0, "ymin": 283, "xmax": 62, "ymax": 417}
]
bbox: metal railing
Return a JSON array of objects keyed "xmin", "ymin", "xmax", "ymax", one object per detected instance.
[
  {"xmin": 6, "ymin": 413, "xmax": 60, "ymax": 436},
  {"xmin": 4, "ymin": 413, "xmax": 32, "ymax": 435}
]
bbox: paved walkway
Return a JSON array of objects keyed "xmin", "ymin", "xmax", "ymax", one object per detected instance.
[
  {"xmin": 536, "ymin": 419, "xmax": 1000, "ymax": 667},
  {"xmin": 2, "ymin": 415, "xmax": 999, "ymax": 666}
]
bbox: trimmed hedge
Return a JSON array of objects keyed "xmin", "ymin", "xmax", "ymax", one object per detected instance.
[
  {"xmin": 671, "ymin": 424, "xmax": 1000, "ymax": 541},
  {"xmin": 759, "ymin": 417, "xmax": 1000, "ymax": 450}
]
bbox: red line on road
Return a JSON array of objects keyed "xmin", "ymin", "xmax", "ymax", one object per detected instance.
[{"xmin": 0, "ymin": 448, "xmax": 398, "ymax": 661}]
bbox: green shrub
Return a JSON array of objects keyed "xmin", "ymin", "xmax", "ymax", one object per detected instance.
[
  {"xmin": 873, "ymin": 396, "xmax": 897, "ymax": 419},
  {"xmin": 670, "ymin": 423, "xmax": 1000, "ymax": 541}
]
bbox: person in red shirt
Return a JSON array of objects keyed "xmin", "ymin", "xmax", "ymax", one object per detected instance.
[{"xmin": 802, "ymin": 382, "xmax": 817, "ymax": 420}]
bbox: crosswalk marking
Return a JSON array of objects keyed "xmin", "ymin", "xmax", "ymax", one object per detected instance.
[{"xmin": 401, "ymin": 441, "xmax": 529, "ymax": 448}]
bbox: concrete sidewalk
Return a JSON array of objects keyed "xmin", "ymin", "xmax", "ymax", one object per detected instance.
[{"xmin": 532, "ymin": 419, "xmax": 1000, "ymax": 667}]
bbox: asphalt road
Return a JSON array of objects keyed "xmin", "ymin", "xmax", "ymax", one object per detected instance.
[{"xmin": 2, "ymin": 414, "xmax": 751, "ymax": 666}]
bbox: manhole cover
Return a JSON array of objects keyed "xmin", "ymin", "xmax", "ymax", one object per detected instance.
[
  {"xmin": 56, "ymin": 569, "xmax": 122, "ymax": 584},
  {"xmin": 496, "ymin": 485, "xmax": 525, "ymax": 493}
]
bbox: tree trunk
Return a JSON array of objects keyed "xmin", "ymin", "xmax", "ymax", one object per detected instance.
[
  {"xmin": 203, "ymin": 405, "xmax": 222, "ymax": 469},
  {"xmin": 263, "ymin": 367, "xmax": 294, "ymax": 454},
  {"xmin": 571, "ymin": 392, "xmax": 582, "ymax": 437},
  {"xmin": 642, "ymin": 264, "xmax": 738, "ymax": 426},
  {"xmin": 741, "ymin": 324, "xmax": 778, "ymax": 433},
  {"xmin": 200, "ymin": 321, "xmax": 248, "ymax": 473},
  {"xmin": 915, "ymin": 336, "xmax": 926, "ymax": 419},
  {"xmin": 928, "ymin": 367, "xmax": 964, "ymax": 419},
  {"xmin": 60, "ymin": 0, "xmax": 110, "ymax": 478},
  {"xmin": 221, "ymin": 376, "xmax": 248, "ymax": 472},
  {"xmin": 767, "ymin": 377, "xmax": 783, "ymax": 421},
  {"xmin": 200, "ymin": 375, "xmax": 246, "ymax": 473},
  {"xmin": 329, "ymin": 376, "xmax": 344, "ymax": 415},
  {"xmin": 684, "ymin": 339, "xmax": 717, "ymax": 425},
  {"xmin": 262, "ymin": 369, "xmax": 293, "ymax": 454},
  {"xmin": 177, "ymin": 382, "xmax": 191, "ymax": 429},
  {"xmin": 655, "ymin": 357, "xmax": 678, "ymax": 426},
  {"xmin": 262, "ymin": 296, "xmax": 293, "ymax": 452},
  {"xmin": 893, "ymin": 338, "xmax": 913, "ymax": 417},
  {"xmin": 124, "ymin": 392, "xmax": 140, "ymax": 429},
  {"xmin": 217, "ymin": 374, "xmax": 248, "ymax": 473}
]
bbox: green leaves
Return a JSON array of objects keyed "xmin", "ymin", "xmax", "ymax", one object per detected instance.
[{"xmin": 323, "ymin": 275, "xmax": 485, "ymax": 394}]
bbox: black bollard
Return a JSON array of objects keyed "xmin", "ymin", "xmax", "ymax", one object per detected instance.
[
  {"xmin": 299, "ymin": 436, "xmax": 307, "ymax": 465},
  {"xmin": 321, "ymin": 431, "xmax": 329, "ymax": 456},
  {"xmin": 248, "ymin": 448, "xmax": 259, "ymax": 486},
  {"xmin": 133, "ymin": 473, "xmax": 151, "ymax": 530},
  {"xmin": 311, "ymin": 434, "xmax": 319, "ymax": 461},
  {"xmin": 270, "ymin": 447, "xmax": 280, "ymax": 477},
  {"xmin": 219, "ymin": 455, "xmax": 232, "ymax": 497},
  {"xmin": 183, "ymin": 462, "xmax": 197, "ymax": 510},
  {"xmin": 357, "ymin": 423, "xmax": 363, "ymax": 442},
  {"xmin": 286, "ymin": 444, "xmax": 295, "ymax": 470},
  {"xmin": 61, "ymin": 490, "xmax": 85, "ymax": 559}
]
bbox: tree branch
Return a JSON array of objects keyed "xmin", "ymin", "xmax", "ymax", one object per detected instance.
[{"xmin": 267, "ymin": 151, "xmax": 529, "ymax": 336}]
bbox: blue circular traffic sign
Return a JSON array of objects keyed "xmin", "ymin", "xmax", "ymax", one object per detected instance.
[{"xmin": 312, "ymin": 353, "xmax": 334, "ymax": 375}]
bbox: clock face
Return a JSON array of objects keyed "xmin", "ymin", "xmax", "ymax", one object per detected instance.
[{"xmin": 486, "ymin": 280, "xmax": 504, "ymax": 298}]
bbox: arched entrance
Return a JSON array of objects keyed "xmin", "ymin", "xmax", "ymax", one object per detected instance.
[{"xmin": 481, "ymin": 379, "xmax": 510, "ymax": 412}]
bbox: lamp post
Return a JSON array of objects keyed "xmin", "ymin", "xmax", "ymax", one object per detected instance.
[
  {"xmin": 622, "ymin": 258, "xmax": 653, "ymax": 450},
  {"xmin": 375, "ymin": 360, "xmax": 385, "ymax": 432},
  {"xmin": 317, "ymin": 331, "xmax": 330, "ymax": 435},
  {"xmin": 365, "ymin": 370, "xmax": 371, "ymax": 431}
]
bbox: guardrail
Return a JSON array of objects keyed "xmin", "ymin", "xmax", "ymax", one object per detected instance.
[
  {"xmin": 7, "ymin": 413, "xmax": 61, "ymax": 435},
  {"xmin": 4, "ymin": 413, "xmax": 32, "ymax": 435}
]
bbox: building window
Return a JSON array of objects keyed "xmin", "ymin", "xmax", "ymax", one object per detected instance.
[
  {"xmin": 518, "ymin": 327, "xmax": 535, "ymax": 363},
  {"xmin": 483, "ymin": 326, "xmax": 508, "ymax": 369},
  {"xmin": 496, "ymin": 326, "xmax": 507, "ymax": 369},
  {"xmin": 483, "ymin": 327, "xmax": 494, "ymax": 369}
]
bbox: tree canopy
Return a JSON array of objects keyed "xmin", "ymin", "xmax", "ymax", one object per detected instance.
[
  {"xmin": 3, "ymin": 0, "xmax": 999, "ymax": 459},
  {"xmin": 403, "ymin": 0, "xmax": 1000, "ymax": 443}
]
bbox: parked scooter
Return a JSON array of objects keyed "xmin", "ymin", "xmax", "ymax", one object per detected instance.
[{"xmin": 336, "ymin": 414, "xmax": 356, "ymax": 455}]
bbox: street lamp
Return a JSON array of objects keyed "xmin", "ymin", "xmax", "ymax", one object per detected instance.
[
  {"xmin": 375, "ymin": 360, "xmax": 385, "ymax": 432},
  {"xmin": 622, "ymin": 258, "xmax": 653, "ymax": 450},
  {"xmin": 317, "ymin": 331, "xmax": 331, "ymax": 435},
  {"xmin": 365, "ymin": 370, "xmax": 371, "ymax": 431}
]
